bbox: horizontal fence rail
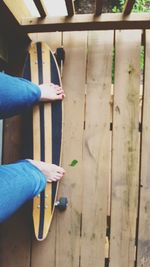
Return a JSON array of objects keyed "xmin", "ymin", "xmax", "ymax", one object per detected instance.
[{"xmin": 20, "ymin": 13, "xmax": 150, "ymax": 32}]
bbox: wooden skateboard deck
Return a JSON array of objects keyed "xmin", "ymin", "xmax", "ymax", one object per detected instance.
[{"xmin": 23, "ymin": 42, "xmax": 67, "ymax": 241}]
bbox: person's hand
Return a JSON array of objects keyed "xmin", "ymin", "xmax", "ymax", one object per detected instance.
[
  {"xmin": 27, "ymin": 159, "xmax": 65, "ymax": 182},
  {"xmin": 39, "ymin": 83, "xmax": 65, "ymax": 102}
]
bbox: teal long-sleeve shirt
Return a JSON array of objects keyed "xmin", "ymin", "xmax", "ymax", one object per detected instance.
[{"xmin": 0, "ymin": 72, "xmax": 46, "ymax": 222}]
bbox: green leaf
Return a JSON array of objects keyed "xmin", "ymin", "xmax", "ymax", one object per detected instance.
[{"xmin": 70, "ymin": 160, "xmax": 78, "ymax": 167}]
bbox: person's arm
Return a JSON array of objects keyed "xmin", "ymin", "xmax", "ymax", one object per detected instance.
[
  {"xmin": 0, "ymin": 160, "xmax": 65, "ymax": 222},
  {"xmin": 0, "ymin": 72, "xmax": 41, "ymax": 119},
  {"xmin": 0, "ymin": 160, "xmax": 46, "ymax": 222},
  {"xmin": 0, "ymin": 72, "xmax": 65, "ymax": 119}
]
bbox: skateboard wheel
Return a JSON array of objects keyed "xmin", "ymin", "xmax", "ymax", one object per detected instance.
[
  {"xmin": 55, "ymin": 47, "xmax": 65, "ymax": 66},
  {"xmin": 55, "ymin": 197, "xmax": 68, "ymax": 211}
]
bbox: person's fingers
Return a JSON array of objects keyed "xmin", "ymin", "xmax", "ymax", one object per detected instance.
[
  {"xmin": 50, "ymin": 83, "xmax": 62, "ymax": 90},
  {"xmin": 56, "ymin": 89, "xmax": 64, "ymax": 95},
  {"xmin": 27, "ymin": 160, "xmax": 65, "ymax": 182},
  {"xmin": 55, "ymin": 85, "xmax": 62, "ymax": 89},
  {"xmin": 39, "ymin": 83, "xmax": 65, "ymax": 102},
  {"xmin": 55, "ymin": 174, "xmax": 63, "ymax": 179},
  {"xmin": 50, "ymin": 82, "xmax": 58, "ymax": 87},
  {"xmin": 47, "ymin": 175, "xmax": 61, "ymax": 183},
  {"xmin": 56, "ymin": 94, "xmax": 65, "ymax": 100},
  {"xmin": 57, "ymin": 168, "xmax": 65, "ymax": 174},
  {"xmin": 55, "ymin": 173, "xmax": 63, "ymax": 179},
  {"xmin": 51, "ymin": 85, "xmax": 65, "ymax": 98},
  {"xmin": 48, "ymin": 164, "xmax": 65, "ymax": 172},
  {"xmin": 47, "ymin": 178, "xmax": 56, "ymax": 183}
]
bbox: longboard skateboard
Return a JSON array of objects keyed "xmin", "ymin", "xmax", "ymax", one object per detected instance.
[{"xmin": 24, "ymin": 42, "xmax": 67, "ymax": 241}]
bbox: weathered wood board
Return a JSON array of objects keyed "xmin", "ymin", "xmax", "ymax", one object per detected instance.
[
  {"xmin": 110, "ymin": 30, "xmax": 141, "ymax": 267},
  {"xmin": 137, "ymin": 30, "xmax": 150, "ymax": 267},
  {"xmin": 55, "ymin": 31, "xmax": 87, "ymax": 267},
  {"xmin": 80, "ymin": 30, "xmax": 113, "ymax": 267}
]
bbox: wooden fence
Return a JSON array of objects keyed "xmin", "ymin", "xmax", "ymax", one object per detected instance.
[{"xmin": 0, "ymin": 29, "xmax": 150, "ymax": 267}]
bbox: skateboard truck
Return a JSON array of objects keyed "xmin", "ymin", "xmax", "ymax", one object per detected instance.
[
  {"xmin": 54, "ymin": 47, "xmax": 65, "ymax": 77},
  {"xmin": 55, "ymin": 197, "xmax": 68, "ymax": 211}
]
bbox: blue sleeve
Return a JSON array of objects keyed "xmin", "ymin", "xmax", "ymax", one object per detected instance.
[
  {"xmin": 0, "ymin": 160, "xmax": 46, "ymax": 222},
  {"xmin": 0, "ymin": 72, "xmax": 41, "ymax": 119}
]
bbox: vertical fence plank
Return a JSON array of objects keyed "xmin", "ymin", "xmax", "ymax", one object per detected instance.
[
  {"xmin": 80, "ymin": 31, "xmax": 113, "ymax": 267},
  {"xmin": 137, "ymin": 30, "xmax": 150, "ymax": 267},
  {"xmin": 55, "ymin": 31, "xmax": 87, "ymax": 267},
  {"xmin": 29, "ymin": 32, "xmax": 62, "ymax": 53},
  {"xmin": 110, "ymin": 30, "xmax": 141, "ymax": 267}
]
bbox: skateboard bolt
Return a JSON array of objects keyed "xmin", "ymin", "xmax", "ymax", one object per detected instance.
[
  {"xmin": 54, "ymin": 201, "xmax": 59, "ymax": 206},
  {"xmin": 37, "ymin": 205, "xmax": 40, "ymax": 208},
  {"xmin": 45, "ymin": 205, "xmax": 48, "ymax": 209}
]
